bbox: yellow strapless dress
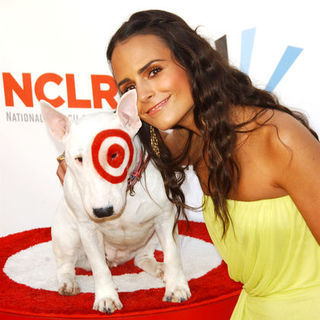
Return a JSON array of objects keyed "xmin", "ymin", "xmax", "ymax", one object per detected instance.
[{"xmin": 202, "ymin": 195, "xmax": 320, "ymax": 320}]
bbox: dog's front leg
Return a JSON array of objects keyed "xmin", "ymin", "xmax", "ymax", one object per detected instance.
[
  {"xmin": 78, "ymin": 221, "xmax": 123, "ymax": 313},
  {"xmin": 155, "ymin": 215, "xmax": 191, "ymax": 303}
]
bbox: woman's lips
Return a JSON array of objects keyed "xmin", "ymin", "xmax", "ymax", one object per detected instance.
[{"xmin": 147, "ymin": 96, "xmax": 170, "ymax": 116}]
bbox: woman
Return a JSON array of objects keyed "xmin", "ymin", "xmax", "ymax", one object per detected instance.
[{"xmin": 58, "ymin": 10, "xmax": 320, "ymax": 319}]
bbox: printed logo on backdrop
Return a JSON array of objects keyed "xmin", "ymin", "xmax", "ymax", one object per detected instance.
[
  {"xmin": 2, "ymin": 73, "xmax": 118, "ymax": 123},
  {"xmin": 2, "ymin": 28, "xmax": 303, "ymax": 124}
]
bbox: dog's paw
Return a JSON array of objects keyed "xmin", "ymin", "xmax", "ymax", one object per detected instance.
[
  {"xmin": 163, "ymin": 285, "xmax": 191, "ymax": 303},
  {"xmin": 163, "ymin": 276, "xmax": 191, "ymax": 303},
  {"xmin": 93, "ymin": 293, "xmax": 123, "ymax": 314},
  {"xmin": 58, "ymin": 280, "xmax": 80, "ymax": 296}
]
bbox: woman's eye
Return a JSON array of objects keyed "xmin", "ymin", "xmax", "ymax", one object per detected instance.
[
  {"xmin": 123, "ymin": 84, "xmax": 136, "ymax": 93},
  {"xmin": 149, "ymin": 67, "xmax": 162, "ymax": 77}
]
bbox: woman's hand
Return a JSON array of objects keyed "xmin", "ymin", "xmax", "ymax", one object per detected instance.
[{"xmin": 56, "ymin": 154, "xmax": 67, "ymax": 185}]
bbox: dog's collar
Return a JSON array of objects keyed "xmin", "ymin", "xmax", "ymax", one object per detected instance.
[{"xmin": 127, "ymin": 150, "xmax": 150, "ymax": 196}]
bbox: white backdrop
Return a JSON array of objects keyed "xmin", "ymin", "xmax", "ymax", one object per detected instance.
[{"xmin": 1, "ymin": 0, "xmax": 319, "ymax": 236}]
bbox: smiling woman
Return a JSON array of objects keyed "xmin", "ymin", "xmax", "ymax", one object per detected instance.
[
  {"xmin": 111, "ymin": 34, "xmax": 195, "ymax": 132},
  {"xmin": 105, "ymin": 9, "xmax": 320, "ymax": 320}
]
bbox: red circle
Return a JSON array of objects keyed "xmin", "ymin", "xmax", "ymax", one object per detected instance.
[
  {"xmin": 91, "ymin": 129, "xmax": 134, "ymax": 184},
  {"xmin": 107, "ymin": 144, "xmax": 125, "ymax": 168},
  {"xmin": 0, "ymin": 221, "xmax": 241, "ymax": 319}
]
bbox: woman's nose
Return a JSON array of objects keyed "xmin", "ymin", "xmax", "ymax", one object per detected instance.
[{"xmin": 136, "ymin": 81, "xmax": 154, "ymax": 103}]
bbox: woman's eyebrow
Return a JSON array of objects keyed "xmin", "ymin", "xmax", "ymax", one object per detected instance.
[
  {"xmin": 117, "ymin": 59, "xmax": 165, "ymax": 88},
  {"xmin": 138, "ymin": 59, "xmax": 165, "ymax": 74}
]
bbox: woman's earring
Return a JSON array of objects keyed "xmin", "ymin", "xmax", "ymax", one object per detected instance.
[{"xmin": 150, "ymin": 125, "xmax": 160, "ymax": 158}]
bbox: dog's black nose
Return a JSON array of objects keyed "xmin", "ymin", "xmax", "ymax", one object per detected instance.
[{"xmin": 93, "ymin": 206, "xmax": 114, "ymax": 218}]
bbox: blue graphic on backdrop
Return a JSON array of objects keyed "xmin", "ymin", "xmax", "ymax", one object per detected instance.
[
  {"xmin": 264, "ymin": 46, "xmax": 303, "ymax": 92},
  {"xmin": 215, "ymin": 28, "xmax": 303, "ymax": 92},
  {"xmin": 240, "ymin": 28, "xmax": 256, "ymax": 74}
]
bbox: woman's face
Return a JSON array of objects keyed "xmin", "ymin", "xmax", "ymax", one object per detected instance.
[{"xmin": 111, "ymin": 34, "xmax": 196, "ymax": 131}]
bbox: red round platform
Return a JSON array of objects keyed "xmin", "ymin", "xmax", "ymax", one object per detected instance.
[{"xmin": 0, "ymin": 221, "xmax": 241, "ymax": 320}]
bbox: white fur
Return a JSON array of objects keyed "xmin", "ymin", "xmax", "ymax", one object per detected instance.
[{"xmin": 40, "ymin": 90, "xmax": 191, "ymax": 314}]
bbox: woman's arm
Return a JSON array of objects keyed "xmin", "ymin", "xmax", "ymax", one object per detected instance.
[{"xmin": 270, "ymin": 112, "xmax": 320, "ymax": 244}]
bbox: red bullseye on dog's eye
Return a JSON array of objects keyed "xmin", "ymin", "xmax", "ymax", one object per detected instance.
[
  {"xmin": 91, "ymin": 129, "xmax": 134, "ymax": 184},
  {"xmin": 107, "ymin": 144, "xmax": 125, "ymax": 168}
]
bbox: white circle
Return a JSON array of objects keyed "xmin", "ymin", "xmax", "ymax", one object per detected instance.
[
  {"xmin": 4, "ymin": 235, "xmax": 222, "ymax": 293},
  {"xmin": 97, "ymin": 135, "xmax": 131, "ymax": 177}
]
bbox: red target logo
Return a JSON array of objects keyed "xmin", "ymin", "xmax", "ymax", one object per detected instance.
[{"xmin": 91, "ymin": 129, "xmax": 134, "ymax": 184}]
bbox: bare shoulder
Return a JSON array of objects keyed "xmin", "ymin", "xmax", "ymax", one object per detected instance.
[
  {"xmin": 261, "ymin": 109, "xmax": 320, "ymax": 244},
  {"xmin": 245, "ymin": 107, "xmax": 320, "ymax": 192},
  {"xmin": 257, "ymin": 109, "xmax": 319, "ymax": 161},
  {"xmin": 235, "ymin": 106, "xmax": 318, "ymax": 154},
  {"xmin": 233, "ymin": 106, "xmax": 320, "ymax": 198},
  {"xmin": 268, "ymin": 109, "xmax": 315, "ymax": 140}
]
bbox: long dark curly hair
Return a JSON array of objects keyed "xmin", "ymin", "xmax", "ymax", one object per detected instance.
[{"xmin": 107, "ymin": 10, "xmax": 318, "ymax": 236}]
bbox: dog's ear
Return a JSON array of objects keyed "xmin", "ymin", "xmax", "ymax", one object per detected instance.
[
  {"xmin": 116, "ymin": 89, "xmax": 142, "ymax": 135},
  {"xmin": 40, "ymin": 100, "xmax": 70, "ymax": 141}
]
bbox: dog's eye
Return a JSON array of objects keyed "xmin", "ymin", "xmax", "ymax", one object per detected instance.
[
  {"xmin": 107, "ymin": 144, "xmax": 125, "ymax": 168},
  {"xmin": 75, "ymin": 156, "xmax": 83, "ymax": 164},
  {"xmin": 111, "ymin": 153, "xmax": 118, "ymax": 160}
]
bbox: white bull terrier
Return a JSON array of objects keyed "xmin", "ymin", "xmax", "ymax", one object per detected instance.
[{"xmin": 40, "ymin": 90, "xmax": 191, "ymax": 314}]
